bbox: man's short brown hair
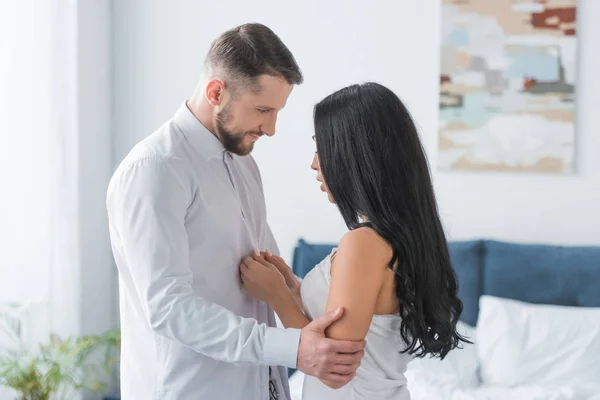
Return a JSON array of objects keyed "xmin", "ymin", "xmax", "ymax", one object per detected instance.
[{"xmin": 205, "ymin": 23, "xmax": 303, "ymax": 95}]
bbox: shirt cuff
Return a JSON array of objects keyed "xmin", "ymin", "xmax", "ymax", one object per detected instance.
[{"xmin": 263, "ymin": 327, "xmax": 301, "ymax": 368}]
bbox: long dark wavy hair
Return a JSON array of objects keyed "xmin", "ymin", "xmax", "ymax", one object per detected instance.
[{"xmin": 314, "ymin": 82, "xmax": 469, "ymax": 359}]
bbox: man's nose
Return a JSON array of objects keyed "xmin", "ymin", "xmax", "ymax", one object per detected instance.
[{"xmin": 260, "ymin": 113, "xmax": 277, "ymax": 137}]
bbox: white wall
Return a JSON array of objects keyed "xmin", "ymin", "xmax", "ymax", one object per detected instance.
[
  {"xmin": 76, "ymin": 0, "xmax": 115, "ymax": 337},
  {"xmin": 0, "ymin": 0, "xmax": 115, "ymax": 337},
  {"xmin": 112, "ymin": 0, "xmax": 600, "ymax": 264},
  {"xmin": 0, "ymin": 1, "xmax": 115, "ymax": 397}
]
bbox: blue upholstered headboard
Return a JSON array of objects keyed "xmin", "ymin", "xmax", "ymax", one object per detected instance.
[{"xmin": 291, "ymin": 239, "xmax": 600, "ymax": 326}]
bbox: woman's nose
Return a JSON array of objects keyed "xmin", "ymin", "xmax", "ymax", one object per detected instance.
[{"xmin": 310, "ymin": 153, "xmax": 318, "ymax": 171}]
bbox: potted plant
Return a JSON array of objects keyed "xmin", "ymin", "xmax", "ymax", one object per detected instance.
[{"xmin": 0, "ymin": 329, "xmax": 120, "ymax": 400}]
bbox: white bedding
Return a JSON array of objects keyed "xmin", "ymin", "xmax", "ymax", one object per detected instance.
[
  {"xmin": 476, "ymin": 296, "xmax": 600, "ymax": 388},
  {"xmin": 288, "ymin": 370, "xmax": 304, "ymax": 400},
  {"xmin": 406, "ymin": 297, "xmax": 600, "ymax": 400},
  {"xmin": 409, "ymin": 385, "xmax": 600, "ymax": 400},
  {"xmin": 291, "ymin": 370, "xmax": 600, "ymax": 400},
  {"xmin": 289, "ymin": 316, "xmax": 600, "ymax": 400}
]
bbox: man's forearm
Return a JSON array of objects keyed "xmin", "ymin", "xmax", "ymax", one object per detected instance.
[{"xmin": 143, "ymin": 283, "xmax": 300, "ymax": 368}]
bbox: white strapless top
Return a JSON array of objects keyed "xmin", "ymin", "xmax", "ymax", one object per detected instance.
[{"xmin": 300, "ymin": 249, "xmax": 413, "ymax": 400}]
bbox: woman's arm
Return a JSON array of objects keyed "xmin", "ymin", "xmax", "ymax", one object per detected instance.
[
  {"xmin": 263, "ymin": 252, "xmax": 305, "ymax": 313},
  {"xmin": 241, "ymin": 252, "xmax": 368, "ymax": 390},
  {"xmin": 270, "ymin": 285, "xmax": 311, "ymax": 329},
  {"xmin": 323, "ymin": 228, "xmax": 390, "ymax": 341},
  {"xmin": 240, "ymin": 254, "xmax": 310, "ymax": 329},
  {"xmin": 271, "ymin": 228, "xmax": 391, "ymax": 390},
  {"xmin": 257, "ymin": 228, "xmax": 390, "ymax": 343}
]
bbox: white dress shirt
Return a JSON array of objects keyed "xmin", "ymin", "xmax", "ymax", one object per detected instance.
[{"xmin": 106, "ymin": 103, "xmax": 301, "ymax": 400}]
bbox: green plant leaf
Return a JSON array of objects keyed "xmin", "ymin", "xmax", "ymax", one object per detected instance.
[{"xmin": 0, "ymin": 328, "xmax": 121, "ymax": 398}]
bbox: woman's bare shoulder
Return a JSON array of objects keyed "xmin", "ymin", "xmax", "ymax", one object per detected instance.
[{"xmin": 336, "ymin": 227, "xmax": 393, "ymax": 270}]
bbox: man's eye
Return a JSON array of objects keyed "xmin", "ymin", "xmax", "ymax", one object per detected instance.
[{"xmin": 258, "ymin": 109, "xmax": 269, "ymax": 113}]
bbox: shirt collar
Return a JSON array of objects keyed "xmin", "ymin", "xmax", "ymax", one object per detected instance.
[{"xmin": 173, "ymin": 102, "xmax": 226, "ymax": 160}]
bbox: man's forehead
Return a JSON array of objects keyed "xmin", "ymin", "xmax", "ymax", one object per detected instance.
[{"xmin": 250, "ymin": 75, "xmax": 292, "ymax": 108}]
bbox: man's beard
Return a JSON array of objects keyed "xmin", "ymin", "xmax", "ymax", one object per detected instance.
[{"xmin": 215, "ymin": 103, "xmax": 260, "ymax": 156}]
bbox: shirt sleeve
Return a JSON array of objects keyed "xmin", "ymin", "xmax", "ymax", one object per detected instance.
[{"xmin": 107, "ymin": 155, "xmax": 300, "ymax": 368}]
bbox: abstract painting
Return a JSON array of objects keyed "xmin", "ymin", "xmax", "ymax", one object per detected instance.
[{"xmin": 439, "ymin": 0, "xmax": 578, "ymax": 173}]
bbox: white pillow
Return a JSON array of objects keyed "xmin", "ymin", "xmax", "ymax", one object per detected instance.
[
  {"xmin": 476, "ymin": 295, "xmax": 600, "ymax": 387},
  {"xmin": 406, "ymin": 320, "xmax": 480, "ymax": 396},
  {"xmin": 445, "ymin": 385, "xmax": 593, "ymax": 400}
]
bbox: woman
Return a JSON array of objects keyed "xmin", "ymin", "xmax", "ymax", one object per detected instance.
[{"xmin": 240, "ymin": 82, "xmax": 468, "ymax": 400}]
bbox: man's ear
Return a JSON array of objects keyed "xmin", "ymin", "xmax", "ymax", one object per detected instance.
[{"xmin": 205, "ymin": 79, "xmax": 225, "ymax": 106}]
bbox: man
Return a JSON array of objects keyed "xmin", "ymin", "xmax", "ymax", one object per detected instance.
[{"xmin": 106, "ymin": 23, "xmax": 365, "ymax": 400}]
